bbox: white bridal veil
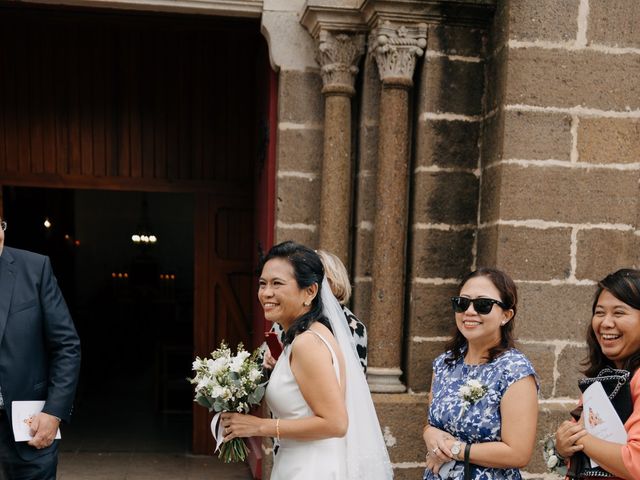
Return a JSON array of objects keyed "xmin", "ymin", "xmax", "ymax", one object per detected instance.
[{"xmin": 320, "ymin": 278, "xmax": 394, "ymax": 479}]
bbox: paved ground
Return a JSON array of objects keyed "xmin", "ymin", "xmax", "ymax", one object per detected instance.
[
  {"xmin": 54, "ymin": 344, "xmax": 254, "ymax": 479},
  {"xmin": 58, "ymin": 452, "xmax": 253, "ymax": 479},
  {"xmin": 57, "ymin": 395, "xmax": 253, "ymax": 479}
]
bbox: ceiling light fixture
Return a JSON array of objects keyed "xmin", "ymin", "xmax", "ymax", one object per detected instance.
[{"xmin": 131, "ymin": 194, "xmax": 158, "ymax": 245}]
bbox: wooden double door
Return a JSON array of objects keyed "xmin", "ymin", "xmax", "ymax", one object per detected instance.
[{"xmin": 0, "ymin": 4, "xmax": 274, "ymax": 456}]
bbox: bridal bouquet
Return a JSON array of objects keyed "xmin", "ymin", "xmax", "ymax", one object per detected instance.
[{"xmin": 189, "ymin": 342, "xmax": 266, "ymax": 462}]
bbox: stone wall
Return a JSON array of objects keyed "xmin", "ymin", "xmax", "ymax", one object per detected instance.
[
  {"xmin": 266, "ymin": 0, "xmax": 639, "ymax": 477},
  {"xmin": 484, "ymin": 0, "xmax": 639, "ymax": 475},
  {"xmin": 374, "ymin": 0, "xmax": 639, "ymax": 476},
  {"xmin": 405, "ymin": 23, "xmax": 487, "ymax": 393},
  {"xmin": 274, "ymin": 69, "xmax": 324, "ymax": 247},
  {"xmin": 262, "ymin": 0, "xmax": 325, "ymax": 248}
]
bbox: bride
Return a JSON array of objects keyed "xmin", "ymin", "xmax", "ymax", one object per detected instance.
[{"xmin": 219, "ymin": 241, "xmax": 392, "ymax": 479}]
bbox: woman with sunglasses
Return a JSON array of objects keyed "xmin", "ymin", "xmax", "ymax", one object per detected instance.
[
  {"xmin": 554, "ymin": 269, "xmax": 640, "ymax": 479},
  {"xmin": 422, "ymin": 268, "xmax": 538, "ymax": 480}
]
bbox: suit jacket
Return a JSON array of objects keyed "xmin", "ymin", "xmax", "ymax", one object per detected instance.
[{"xmin": 0, "ymin": 246, "xmax": 81, "ymax": 461}]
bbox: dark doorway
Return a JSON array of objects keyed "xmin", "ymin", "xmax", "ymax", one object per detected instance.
[{"xmin": 2, "ymin": 186, "xmax": 195, "ymax": 452}]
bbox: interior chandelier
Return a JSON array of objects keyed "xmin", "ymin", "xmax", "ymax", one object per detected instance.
[
  {"xmin": 131, "ymin": 195, "xmax": 158, "ymax": 245},
  {"xmin": 131, "ymin": 233, "xmax": 157, "ymax": 244}
]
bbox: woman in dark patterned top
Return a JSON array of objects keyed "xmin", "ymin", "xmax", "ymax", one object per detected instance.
[
  {"xmin": 265, "ymin": 249, "xmax": 368, "ymax": 372},
  {"xmin": 555, "ymin": 269, "xmax": 640, "ymax": 479}
]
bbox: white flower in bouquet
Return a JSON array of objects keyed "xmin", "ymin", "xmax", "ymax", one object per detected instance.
[
  {"xmin": 229, "ymin": 351, "xmax": 251, "ymax": 373},
  {"xmin": 189, "ymin": 342, "xmax": 266, "ymax": 462},
  {"xmin": 207, "ymin": 357, "xmax": 228, "ymax": 375},
  {"xmin": 248, "ymin": 367, "xmax": 262, "ymax": 382},
  {"xmin": 210, "ymin": 385, "xmax": 225, "ymax": 399}
]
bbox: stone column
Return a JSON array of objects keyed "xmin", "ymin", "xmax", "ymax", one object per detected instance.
[
  {"xmin": 367, "ymin": 22, "xmax": 427, "ymax": 393},
  {"xmin": 316, "ymin": 30, "xmax": 365, "ymax": 265}
]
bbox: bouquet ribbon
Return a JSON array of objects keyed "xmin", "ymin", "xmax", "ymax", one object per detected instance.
[{"xmin": 211, "ymin": 412, "xmax": 225, "ymax": 453}]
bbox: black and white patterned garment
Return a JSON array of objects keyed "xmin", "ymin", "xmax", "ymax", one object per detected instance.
[{"xmin": 269, "ymin": 305, "xmax": 368, "ymax": 372}]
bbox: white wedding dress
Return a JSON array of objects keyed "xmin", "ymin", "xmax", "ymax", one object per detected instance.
[
  {"xmin": 265, "ymin": 329, "xmax": 346, "ymax": 479},
  {"xmin": 264, "ymin": 278, "xmax": 393, "ymax": 480}
]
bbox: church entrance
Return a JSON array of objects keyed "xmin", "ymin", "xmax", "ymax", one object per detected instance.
[
  {"xmin": 2, "ymin": 187, "xmax": 195, "ymax": 452},
  {"xmin": 0, "ymin": 3, "xmax": 274, "ymax": 461}
]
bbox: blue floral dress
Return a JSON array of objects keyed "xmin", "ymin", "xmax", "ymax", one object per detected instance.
[{"xmin": 423, "ymin": 348, "xmax": 538, "ymax": 480}]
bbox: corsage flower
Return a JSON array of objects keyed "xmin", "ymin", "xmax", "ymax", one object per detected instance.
[{"xmin": 459, "ymin": 379, "xmax": 487, "ymax": 404}]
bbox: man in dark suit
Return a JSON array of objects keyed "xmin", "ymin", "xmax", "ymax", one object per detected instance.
[{"xmin": 0, "ymin": 217, "xmax": 81, "ymax": 479}]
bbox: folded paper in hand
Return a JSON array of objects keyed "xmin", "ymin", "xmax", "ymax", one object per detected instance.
[
  {"xmin": 438, "ymin": 460, "xmax": 456, "ymax": 478},
  {"xmin": 11, "ymin": 401, "xmax": 62, "ymax": 442},
  {"xmin": 582, "ymin": 381, "xmax": 627, "ymax": 468}
]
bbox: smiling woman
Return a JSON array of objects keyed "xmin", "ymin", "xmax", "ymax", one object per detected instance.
[
  {"xmin": 219, "ymin": 241, "xmax": 392, "ymax": 479},
  {"xmin": 257, "ymin": 251, "xmax": 329, "ymax": 343},
  {"xmin": 592, "ymin": 290, "xmax": 640, "ymax": 368},
  {"xmin": 422, "ymin": 268, "xmax": 539, "ymax": 480},
  {"xmin": 555, "ymin": 269, "xmax": 640, "ymax": 480}
]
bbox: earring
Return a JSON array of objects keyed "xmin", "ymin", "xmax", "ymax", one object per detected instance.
[
  {"xmin": 303, "ymin": 301, "xmax": 310, "ymax": 307},
  {"xmin": 501, "ymin": 321, "xmax": 506, "ymax": 326}
]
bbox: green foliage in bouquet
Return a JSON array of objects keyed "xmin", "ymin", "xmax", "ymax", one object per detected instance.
[{"xmin": 189, "ymin": 342, "xmax": 266, "ymax": 462}]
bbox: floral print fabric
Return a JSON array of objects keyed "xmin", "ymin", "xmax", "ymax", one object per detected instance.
[{"xmin": 423, "ymin": 348, "xmax": 537, "ymax": 480}]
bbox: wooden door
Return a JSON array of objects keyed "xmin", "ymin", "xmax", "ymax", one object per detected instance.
[{"xmin": 193, "ymin": 192, "xmax": 255, "ymax": 454}]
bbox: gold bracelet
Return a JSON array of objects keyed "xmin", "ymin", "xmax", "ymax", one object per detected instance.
[{"xmin": 276, "ymin": 418, "xmax": 281, "ymax": 441}]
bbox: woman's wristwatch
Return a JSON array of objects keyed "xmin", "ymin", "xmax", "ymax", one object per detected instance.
[{"xmin": 451, "ymin": 440, "xmax": 463, "ymax": 460}]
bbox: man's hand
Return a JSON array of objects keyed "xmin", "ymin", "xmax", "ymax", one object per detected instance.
[{"xmin": 27, "ymin": 412, "xmax": 60, "ymax": 449}]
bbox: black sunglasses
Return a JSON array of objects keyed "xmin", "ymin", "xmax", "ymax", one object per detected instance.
[{"xmin": 451, "ymin": 296, "xmax": 508, "ymax": 315}]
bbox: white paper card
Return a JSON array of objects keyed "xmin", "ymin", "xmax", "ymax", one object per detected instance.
[
  {"xmin": 11, "ymin": 401, "xmax": 62, "ymax": 442},
  {"xmin": 438, "ymin": 460, "xmax": 455, "ymax": 478},
  {"xmin": 582, "ymin": 381, "xmax": 627, "ymax": 468}
]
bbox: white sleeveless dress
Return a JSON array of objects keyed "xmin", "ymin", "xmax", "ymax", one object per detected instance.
[{"xmin": 265, "ymin": 330, "xmax": 346, "ymax": 480}]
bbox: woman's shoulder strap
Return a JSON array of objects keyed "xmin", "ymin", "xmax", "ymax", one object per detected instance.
[
  {"xmin": 303, "ymin": 329, "xmax": 336, "ymax": 354},
  {"xmin": 301, "ymin": 329, "xmax": 341, "ymax": 382}
]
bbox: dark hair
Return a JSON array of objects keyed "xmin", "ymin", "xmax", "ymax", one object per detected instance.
[
  {"xmin": 444, "ymin": 267, "xmax": 518, "ymax": 365},
  {"xmin": 583, "ymin": 269, "xmax": 640, "ymax": 377},
  {"xmin": 259, "ymin": 241, "xmax": 329, "ymax": 345}
]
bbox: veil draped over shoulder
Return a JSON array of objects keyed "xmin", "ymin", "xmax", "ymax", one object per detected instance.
[{"xmin": 321, "ymin": 278, "xmax": 394, "ymax": 479}]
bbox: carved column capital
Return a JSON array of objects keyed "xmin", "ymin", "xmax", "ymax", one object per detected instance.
[
  {"xmin": 370, "ymin": 21, "xmax": 427, "ymax": 87},
  {"xmin": 316, "ymin": 30, "xmax": 366, "ymax": 96}
]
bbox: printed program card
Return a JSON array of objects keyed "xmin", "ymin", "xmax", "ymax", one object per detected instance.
[
  {"xmin": 582, "ymin": 381, "xmax": 627, "ymax": 468},
  {"xmin": 11, "ymin": 401, "xmax": 62, "ymax": 442}
]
